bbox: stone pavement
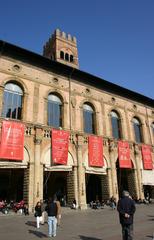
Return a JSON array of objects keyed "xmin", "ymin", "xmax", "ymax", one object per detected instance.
[{"xmin": 0, "ymin": 204, "xmax": 154, "ymax": 240}]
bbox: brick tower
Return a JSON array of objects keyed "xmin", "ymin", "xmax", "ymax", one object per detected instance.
[{"xmin": 43, "ymin": 29, "xmax": 79, "ymax": 69}]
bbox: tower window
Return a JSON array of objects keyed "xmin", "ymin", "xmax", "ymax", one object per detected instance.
[
  {"xmin": 60, "ymin": 51, "xmax": 64, "ymax": 59},
  {"xmin": 65, "ymin": 53, "xmax": 69, "ymax": 61},
  {"xmin": 70, "ymin": 55, "xmax": 74, "ymax": 62}
]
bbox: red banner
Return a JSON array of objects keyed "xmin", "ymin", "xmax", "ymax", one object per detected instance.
[
  {"xmin": 141, "ymin": 145, "xmax": 153, "ymax": 170},
  {"xmin": 52, "ymin": 129, "xmax": 69, "ymax": 165},
  {"xmin": 118, "ymin": 141, "xmax": 132, "ymax": 168},
  {"xmin": 0, "ymin": 121, "xmax": 24, "ymax": 160},
  {"xmin": 88, "ymin": 136, "xmax": 104, "ymax": 167}
]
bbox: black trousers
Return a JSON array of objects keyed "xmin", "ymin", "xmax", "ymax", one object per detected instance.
[{"xmin": 121, "ymin": 224, "xmax": 133, "ymax": 240}]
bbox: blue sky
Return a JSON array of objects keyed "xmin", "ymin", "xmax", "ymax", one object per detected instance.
[{"xmin": 0, "ymin": 0, "xmax": 154, "ymax": 99}]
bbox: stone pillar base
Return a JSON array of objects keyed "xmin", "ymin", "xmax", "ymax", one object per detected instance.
[{"xmin": 79, "ymin": 203, "xmax": 87, "ymax": 210}]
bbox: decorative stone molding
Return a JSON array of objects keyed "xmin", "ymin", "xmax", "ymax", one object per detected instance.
[
  {"xmin": 25, "ymin": 126, "xmax": 32, "ymax": 136},
  {"xmin": 111, "ymin": 97, "xmax": 116, "ymax": 104},
  {"xmin": 85, "ymin": 88, "xmax": 91, "ymax": 95},
  {"xmin": 69, "ymin": 133, "xmax": 76, "ymax": 144},
  {"xmin": 71, "ymin": 98, "xmax": 76, "ymax": 108},
  {"xmin": 83, "ymin": 135, "xmax": 88, "ymax": 144},
  {"xmin": 109, "ymin": 140, "xmax": 116, "ymax": 152},
  {"xmin": 12, "ymin": 64, "xmax": 22, "ymax": 72},
  {"xmin": 44, "ymin": 129, "xmax": 51, "ymax": 138},
  {"xmin": 134, "ymin": 144, "xmax": 140, "ymax": 155},
  {"xmin": 103, "ymin": 138, "xmax": 108, "ymax": 147},
  {"xmin": 34, "ymin": 137, "xmax": 42, "ymax": 145},
  {"xmin": 52, "ymin": 77, "xmax": 59, "ymax": 84},
  {"xmin": 133, "ymin": 104, "xmax": 137, "ymax": 110},
  {"xmin": 77, "ymin": 134, "xmax": 84, "ymax": 146}
]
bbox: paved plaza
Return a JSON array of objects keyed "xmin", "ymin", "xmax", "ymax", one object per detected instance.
[{"xmin": 0, "ymin": 204, "xmax": 154, "ymax": 240}]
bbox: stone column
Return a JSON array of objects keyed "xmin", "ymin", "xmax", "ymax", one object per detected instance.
[
  {"xmin": 109, "ymin": 140, "xmax": 119, "ymax": 201},
  {"xmin": 34, "ymin": 127, "xmax": 43, "ymax": 205},
  {"xmin": 134, "ymin": 144, "xmax": 144, "ymax": 200},
  {"xmin": 28, "ymin": 162, "xmax": 35, "ymax": 212},
  {"xmin": 73, "ymin": 166, "xmax": 79, "ymax": 207},
  {"xmin": 133, "ymin": 169, "xmax": 140, "ymax": 200},
  {"xmin": 77, "ymin": 134, "xmax": 87, "ymax": 209},
  {"xmin": 107, "ymin": 168, "xmax": 113, "ymax": 198}
]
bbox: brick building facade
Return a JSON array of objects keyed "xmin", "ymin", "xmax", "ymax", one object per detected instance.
[{"xmin": 0, "ymin": 29, "xmax": 154, "ymax": 211}]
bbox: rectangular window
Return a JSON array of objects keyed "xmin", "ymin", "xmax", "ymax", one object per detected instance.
[
  {"xmin": 84, "ymin": 110, "xmax": 93, "ymax": 134},
  {"xmin": 112, "ymin": 117, "xmax": 120, "ymax": 139},
  {"xmin": 48, "ymin": 102, "xmax": 61, "ymax": 128}
]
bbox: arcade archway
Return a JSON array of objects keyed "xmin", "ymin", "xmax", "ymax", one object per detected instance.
[
  {"xmin": 116, "ymin": 160, "xmax": 137, "ymax": 199},
  {"xmin": 44, "ymin": 171, "xmax": 67, "ymax": 204},
  {"xmin": 0, "ymin": 169, "xmax": 24, "ymax": 202},
  {"xmin": 86, "ymin": 174, "xmax": 102, "ymax": 203}
]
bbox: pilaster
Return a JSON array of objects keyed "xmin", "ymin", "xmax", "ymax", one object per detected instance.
[
  {"xmin": 134, "ymin": 144, "xmax": 144, "ymax": 199},
  {"xmin": 73, "ymin": 166, "xmax": 79, "ymax": 207},
  {"xmin": 34, "ymin": 127, "xmax": 43, "ymax": 205},
  {"xmin": 109, "ymin": 140, "xmax": 119, "ymax": 200},
  {"xmin": 77, "ymin": 134, "xmax": 87, "ymax": 209}
]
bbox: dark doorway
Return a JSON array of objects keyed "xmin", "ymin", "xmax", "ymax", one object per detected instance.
[
  {"xmin": 117, "ymin": 166, "xmax": 129, "ymax": 196},
  {"xmin": 116, "ymin": 160, "xmax": 136, "ymax": 198},
  {"xmin": 86, "ymin": 174, "xmax": 102, "ymax": 203},
  {"xmin": 143, "ymin": 185, "xmax": 153, "ymax": 199},
  {"xmin": 0, "ymin": 169, "xmax": 24, "ymax": 201},
  {"xmin": 44, "ymin": 171, "xmax": 67, "ymax": 204}
]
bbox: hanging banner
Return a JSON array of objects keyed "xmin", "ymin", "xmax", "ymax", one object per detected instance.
[
  {"xmin": 141, "ymin": 145, "xmax": 153, "ymax": 170},
  {"xmin": 52, "ymin": 129, "xmax": 69, "ymax": 165},
  {"xmin": 0, "ymin": 121, "xmax": 24, "ymax": 160},
  {"xmin": 88, "ymin": 136, "xmax": 104, "ymax": 167},
  {"xmin": 118, "ymin": 141, "xmax": 132, "ymax": 168}
]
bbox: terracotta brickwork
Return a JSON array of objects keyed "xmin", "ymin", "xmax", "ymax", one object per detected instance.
[{"xmin": 0, "ymin": 34, "xmax": 154, "ymax": 211}]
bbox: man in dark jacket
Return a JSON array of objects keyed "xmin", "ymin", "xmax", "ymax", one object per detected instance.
[
  {"xmin": 46, "ymin": 197, "xmax": 58, "ymax": 237},
  {"xmin": 117, "ymin": 190, "xmax": 136, "ymax": 240}
]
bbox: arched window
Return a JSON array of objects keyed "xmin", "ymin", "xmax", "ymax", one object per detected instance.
[
  {"xmin": 65, "ymin": 53, "xmax": 69, "ymax": 61},
  {"xmin": 2, "ymin": 82, "xmax": 23, "ymax": 120},
  {"xmin": 48, "ymin": 94, "xmax": 62, "ymax": 128},
  {"xmin": 132, "ymin": 117, "xmax": 142, "ymax": 143},
  {"xmin": 60, "ymin": 51, "xmax": 64, "ymax": 59},
  {"xmin": 83, "ymin": 103, "xmax": 95, "ymax": 134},
  {"xmin": 110, "ymin": 111, "xmax": 122, "ymax": 139},
  {"xmin": 70, "ymin": 55, "xmax": 74, "ymax": 62}
]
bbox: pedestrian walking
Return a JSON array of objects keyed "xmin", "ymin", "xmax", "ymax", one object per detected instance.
[
  {"xmin": 117, "ymin": 190, "xmax": 136, "ymax": 240},
  {"xmin": 72, "ymin": 199, "xmax": 77, "ymax": 209},
  {"xmin": 46, "ymin": 197, "xmax": 58, "ymax": 238},
  {"xmin": 40, "ymin": 199, "xmax": 47, "ymax": 224},
  {"xmin": 110, "ymin": 196, "xmax": 116, "ymax": 210},
  {"xmin": 35, "ymin": 201, "xmax": 42, "ymax": 229},
  {"xmin": 55, "ymin": 197, "xmax": 61, "ymax": 226}
]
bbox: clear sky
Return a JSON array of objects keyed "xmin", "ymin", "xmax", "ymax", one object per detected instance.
[{"xmin": 0, "ymin": 0, "xmax": 154, "ymax": 99}]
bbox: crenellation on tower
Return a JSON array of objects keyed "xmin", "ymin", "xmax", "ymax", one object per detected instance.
[{"xmin": 43, "ymin": 29, "xmax": 79, "ymax": 68}]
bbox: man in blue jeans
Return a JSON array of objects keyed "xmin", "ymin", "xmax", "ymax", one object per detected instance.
[
  {"xmin": 46, "ymin": 197, "xmax": 58, "ymax": 237},
  {"xmin": 117, "ymin": 191, "xmax": 136, "ymax": 240}
]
